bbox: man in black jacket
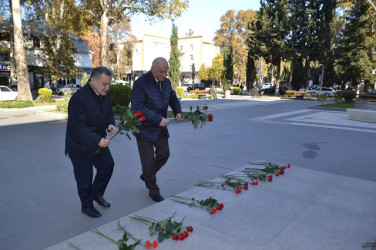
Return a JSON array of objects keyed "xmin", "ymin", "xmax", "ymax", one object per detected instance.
[
  {"xmin": 131, "ymin": 57, "xmax": 182, "ymax": 202},
  {"xmin": 65, "ymin": 66, "xmax": 115, "ymax": 218}
]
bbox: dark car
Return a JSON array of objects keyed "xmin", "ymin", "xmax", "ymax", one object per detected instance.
[
  {"xmin": 187, "ymin": 83, "xmax": 205, "ymax": 91},
  {"xmin": 359, "ymin": 90, "xmax": 376, "ymax": 100},
  {"xmin": 259, "ymin": 86, "xmax": 276, "ymax": 95},
  {"xmin": 56, "ymin": 84, "xmax": 81, "ymax": 95}
]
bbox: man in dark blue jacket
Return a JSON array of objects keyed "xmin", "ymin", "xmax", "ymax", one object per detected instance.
[
  {"xmin": 65, "ymin": 66, "xmax": 115, "ymax": 218},
  {"xmin": 131, "ymin": 57, "xmax": 182, "ymax": 202}
]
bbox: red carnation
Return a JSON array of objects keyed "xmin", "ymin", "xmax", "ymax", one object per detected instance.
[
  {"xmin": 139, "ymin": 116, "xmax": 146, "ymax": 122},
  {"xmin": 208, "ymin": 114, "xmax": 213, "ymax": 122},
  {"xmin": 183, "ymin": 231, "xmax": 189, "ymax": 238},
  {"xmin": 287, "ymin": 163, "xmax": 291, "ymax": 168},
  {"xmin": 235, "ymin": 188, "xmax": 242, "ymax": 194},
  {"xmin": 268, "ymin": 175, "xmax": 273, "ymax": 182},
  {"xmin": 276, "ymin": 172, "xmax": 280, "ymax": 177},
  {"xmin": 216, "ymin": 203, "xmax": 224, "ymax": 211},
  {"xmin": 172, "ymin": 235, "xmax": 178, "ymax": 241},
  {"xmin": 187, "ymin": 226, "xmax": 194, "ymax": 232},
  {"xmin": 145, "ymin": 240, "xmax": 152, "ymax": 249},
  {"xmin": 210, "ymin": 208, "xmax": 217, "ymax": 214},
  {"xmin": 178, "ymin": 234, "xmax": 185, "ymax": 240},
  {"xmin": 243, "ymin": 182, "xmax": 249, "ymax": 190},
  {"xmin": 134, "ymin": 111, "xmax": 143, "ymax": 118},
  {"xmin": 153, "ymin": 240, "xmax": 158, "ymax": 248},
  {"xmin": 203, "ymin": 105, "xmax": 208, "ymax": 110}
]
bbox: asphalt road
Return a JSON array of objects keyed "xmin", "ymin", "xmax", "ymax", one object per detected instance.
[{"xmin": 0, "ymin": 96, "xmax": 375, "ymax": 250}]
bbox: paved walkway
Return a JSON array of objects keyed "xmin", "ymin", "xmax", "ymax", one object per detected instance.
[{"xmin": 0, "ymin": 97, "xmax": 375, "ymax": 250}]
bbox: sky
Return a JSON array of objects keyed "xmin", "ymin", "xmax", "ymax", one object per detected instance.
[{"xmin": 130, "ymin": 0, "xmax": 260, "ymax": 41}]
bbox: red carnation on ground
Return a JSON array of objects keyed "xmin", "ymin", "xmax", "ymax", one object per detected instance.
[
  {"xmin": 139, "ymin": 116, "xmax": 146, "ymax": 122},
  {"xmin": 153, "ymin": 240, "xmax": 158, "ymax": 248},
  {"xmin": 172, "ymin": 235, "xmax": 178, "ymax": 241},
  {"xmin": 145, "ymin": 240, "xmax": 152, "ymax": 249},
  {"xmin": 208, "ymin": 114, "xmax": 213, "ymax": 122},
  {"xmin": 235, "ymin": 188, "xmax": 242, "ymax": 194},
  {"xmin": 251, "ymin": 180, "xmax": 259, "ymax": 185},
  {"xmin": 243, "ymin": 182, "xmax": 249, "ymax": 190},
  {"xmin": 203, "ymin": 105, "xmax": 208, "ymax": 110},
  {"xmin": 268, "ymin": 175, "xmax": 273, "ymax": 182},
  {"xmin": 210, "ymin": 208, "xmax": 217, "ymax": 214},
  {"xmin": 134, "ymin": 110, "xmax": 143, "ymax": 118},
  {"xmin": 216, "ymin": 203, "xmax": 224, "ymax": 211},
  {"xmin": 287, "ymin": 163, "xmax": 291, "ymax": 168}
]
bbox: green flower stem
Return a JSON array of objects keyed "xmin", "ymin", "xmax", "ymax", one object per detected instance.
[
  {"xmin": 91, "ymin": 228, "xmax": 117, "ymax": 244},
  {"xmin": 66, "ymin": 241, "xmax": 82, "ymax": 250},
  {"xmin": 116, "ymin": 220, "xmax": 138, "ymax": 242}
]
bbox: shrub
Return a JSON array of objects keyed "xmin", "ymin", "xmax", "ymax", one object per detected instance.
[
  {"xmin": 0, "ymin": 100, "xmax": 34, "ymax": 108},
  {"xmin": 341, "ymin": 90, "xmax": 356, "ymax": 103},
  {"xmin": 38, "ymin": 88, "xmax": 53, "ymax": 102},
  {"xmin": 233, "ymin": 87, "xmax": 242, "ymax": 95},
  {"xmin": 109, "ymin": 84, "xmax": 131, "ymax": 107},
  {"xmin": 317, "ymin": 94, "xmax": 327, "ymax": 106},
  {"xmin": 56, "ymin": 104, "xmax": 68, "ymax": 113},
  {"xmin": 176, "ymin": 87, "xmax": 184, "ymax": 97},
  {"xmin": 334, "ymin": 91, "xmax": 343, "ymax": 103}
]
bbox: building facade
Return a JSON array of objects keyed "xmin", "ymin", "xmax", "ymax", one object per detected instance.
[
  {"xmin": 132, "ymin": 34, "xmax": 220, "ymax": 85},
  {"xmin": 0, "ymin": 23, "xmax": 92, "ymax": 89}
]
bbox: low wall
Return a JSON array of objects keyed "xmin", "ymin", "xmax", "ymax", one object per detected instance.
[{"xmin": 347, "ymin": 108, "xmax": 376, "ymax": 123}]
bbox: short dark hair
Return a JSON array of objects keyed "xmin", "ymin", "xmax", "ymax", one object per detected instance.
[{"xmin": 90, "ymin": 66, "xmax": 112, "ymax": 81}]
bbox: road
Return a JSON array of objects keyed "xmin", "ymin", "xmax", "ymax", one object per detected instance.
[{"xmin": 0, "ymin": 97, "xmax": 375, "ymax": 249}]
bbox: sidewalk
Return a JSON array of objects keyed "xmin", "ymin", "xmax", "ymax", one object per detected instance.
[{"xmin": 47, "ymin": 165, "xmax": 376, "ymax": 250}]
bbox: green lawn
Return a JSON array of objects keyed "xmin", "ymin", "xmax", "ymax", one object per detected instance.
[{"xmin": 320, "ymin": 102, "xmax": 355, "ymax": 109}]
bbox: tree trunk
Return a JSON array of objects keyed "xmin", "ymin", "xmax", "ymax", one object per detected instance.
[
  {"xmin": 12, "ymin": 0, "xmax": 32, "ymax": 101},
  {"xmin": 100, "ymin": 4, "xmax": 109, "ymax": 67}
]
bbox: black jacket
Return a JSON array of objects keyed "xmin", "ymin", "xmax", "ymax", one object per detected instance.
[
  {"xmin": 131, "ymin": 71, "xmax": 182, "ymax": 142},
  {"xmin": 65, "ymin": 83, "xmax": 115, "ymax": 157}
]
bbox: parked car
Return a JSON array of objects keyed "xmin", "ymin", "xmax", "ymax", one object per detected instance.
[
  {"xmin": 112, "ymin": 80, "xmax": 131, "ymax": 87},
  {"xmin": 56, "ymin": 84, "xmax": 81, "ymax": 95},
  {"xmin": 259, "ymin": 86, "xmax": 276, "ymax": 95},
  {"xmin": 308, "ymin": 87, "xmax": 336, "ymax": 97},
  {"xmin": 359, "ymin": 90, "xmax": 376, "ymax": 100},
  {"xmin": 0, "ymin": 85, "xmax": 18, "ymax": 101},
  {"xmin": 261, "ymin": 83, "xmax": 273, "ymax": 89},
  {"xmin": 187, "ymin": 83, "xmax": 205, "ymax": 91}
]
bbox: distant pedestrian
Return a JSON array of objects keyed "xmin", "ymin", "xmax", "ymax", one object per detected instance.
[
  {"xmin": 210, "ymin": 85, "xmax": 217, "ymax": 99},
  {"xmin": 44, "ymin": 81, "xmax": 51, "ymax": 89},
  {"xmin": 65, "ymin": 66, "xmax": 115, "ymax": 218}
]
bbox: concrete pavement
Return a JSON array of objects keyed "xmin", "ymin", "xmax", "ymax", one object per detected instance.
[{"xmin": 0, "ymin": 96, "xmax": 375, "ymax": 250}]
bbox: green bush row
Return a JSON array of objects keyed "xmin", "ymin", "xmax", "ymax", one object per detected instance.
[{"xmin": 0, "ymin": 100, "xmax": 34, "ymax": 108}]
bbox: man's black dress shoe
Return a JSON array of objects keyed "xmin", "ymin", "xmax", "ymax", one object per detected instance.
[
  {"xmin": 93, "ymin": 196, "xmax": 111, "ymax": 207},
  {"xmin": 149, "ymin": 193, "xmax": 164, "ymax": 202},
  {"xmin": 81, "ymin": 206, "xmax": 101, "ymax": 218},
  {"xmin": 140, "ymin": 174, "xmax": 145, "ymax": 182}
]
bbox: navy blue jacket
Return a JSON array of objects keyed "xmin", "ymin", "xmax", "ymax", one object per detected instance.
[
  {"xmin": 131, "ymin": 71, "xmax": 182, "ymax": 142},
  {"xmin": 65, "ymin": 83, "xmax": 115, "ymax": 157}
]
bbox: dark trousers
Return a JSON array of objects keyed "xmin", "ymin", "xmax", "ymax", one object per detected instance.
[
  {"xmin": 69, "ymin": 148, "xmax": 114, "ymax": 208},
  {"xmin": 136, "ymin": 131, "xmax": 170, "ymax": 195}
]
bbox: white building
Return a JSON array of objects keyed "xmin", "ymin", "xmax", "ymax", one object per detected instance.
[{"xmin": 132, "ymin": 34, "xmax": 220, "ymax": 85}]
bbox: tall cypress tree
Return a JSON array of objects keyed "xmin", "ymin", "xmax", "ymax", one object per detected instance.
[
  {"xmin": 222, "ymin": 45, "xmax": 234, "ymax": 90},
  {"xmin": 249, "ymin": 0, "xmax": 290, "ymax": 89},
  {"xmin": 337, "ymin": 0, "xmax": 376, "ymax": 85},
  {"xmin": 168, "ymin": 23, "xmax": 182, "ymax": 90}
]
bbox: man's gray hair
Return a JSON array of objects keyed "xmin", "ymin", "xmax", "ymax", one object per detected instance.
[{"xmin": 152, "ymin": 57, "xmax": 168, "ymax": 69}]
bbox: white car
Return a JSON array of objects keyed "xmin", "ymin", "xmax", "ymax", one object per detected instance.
[
  {"xmin": 309, "ymin": 87, "xmax": 336, "ymax": 97},
  {"xmin": 0, "ymin": 85, "xmax": 18, "ymax": 101}
]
